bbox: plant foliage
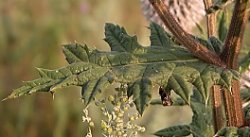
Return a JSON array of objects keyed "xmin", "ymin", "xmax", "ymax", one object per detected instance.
[
  {"xmin": 154, "ymin": 100, "xmax": 214, "ymax": 137},
  {"xmin": 216, "ymin": 127, "xmax": 250, "ymax": 137},
  {"xmin": 240, "ymin": 51, "xmax": 250, "ymax": 74},
  {"xmin": 4, "ymin": 23, "xmax": 240, "ymax": 136}
]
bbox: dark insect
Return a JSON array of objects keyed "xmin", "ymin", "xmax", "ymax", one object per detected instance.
[{"xmin": 159, "ymin": 87, "xmax": 173, "ymax": 106}]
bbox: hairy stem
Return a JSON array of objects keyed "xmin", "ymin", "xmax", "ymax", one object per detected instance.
[
  {"xmin": 203, "ymin": 0, "xmax": 216, "ymax": 37},
  {"xmin": 203, "ymin": 0, "xmax": 226, "ymax": 132},
  {"xmin": 149, "ymin": 0, "xmax": 226, "ymax": 68},
  {"xmin": 203, "ymin": 0, "xmax": 223, "ymax": 132},
  {"xmin": 150, "ymin": 0, "xmax": 250, "ymax": 131},
  {"xmin": 220, "ymin": 0, "xmax": 249, "ymax": 127},
  {"xmin": 212, "ymin": 85, "xmax": 226, "ymax": 131},
  {"xmin": 221, "ymin": 0, "xmax": 249, "ymax": 68}
]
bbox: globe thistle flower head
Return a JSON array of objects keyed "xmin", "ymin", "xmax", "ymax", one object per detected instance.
[{"xmin": 140, "ymin": 0, "xmax": 205, "ymax": 32}]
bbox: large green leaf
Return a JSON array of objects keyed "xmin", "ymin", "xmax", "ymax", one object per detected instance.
[{"xmin": 4, "ymin": 23, "xmax": 238, "ymax": 115}]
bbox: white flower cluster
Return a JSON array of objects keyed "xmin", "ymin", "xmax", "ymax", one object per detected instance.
[
  {"xmin": 82, "ymin": 107, "xmax": 95, "ymax": 137},
  {"xmin": 83, "ymin": 84, "xmax": 145, "ymax": 137}
]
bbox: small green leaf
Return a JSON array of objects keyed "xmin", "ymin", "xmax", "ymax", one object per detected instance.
[
  {"xmin": 216, "ymin": 127, "xmax": 250, "ymax": 137},
  {"xmin": 104, "ymin": 23, "xmax": 140, "ymax": 52},
  {"xmin": 81, "ymin": 76, "xmax": 112, "ymax": 106},
  {"xmin": 63, "ymin": 43, "xmax": 90, "ymax": 63},
  {"xmin": 241, "ymin": 88, "xmax": 250, "ymax": 102},
  {"xmin": 128, "ymin": 79, "xmax": 152, "ymax": 115},
  {"xmin": 194, "ymin": 36, "xmax": 216, "ymax": 53},
  {"xmin": 216, "ymin": 127, "xmax": 239, "ymax": 137},
  {"xmin": 221, "ymin": 70, "xmax": 233, "ymax": 90},
  {"xmin": 238, "ymin": 127, "xmax": 250, "ymax": 136},
  {"xmin": 239, "ymin": 51, "xmax": 250, "ymax": 74},
  {"xmin": 154, "ymin": 125, "xmax": 191, "ymax": 137},
  {"xmin": 244, "ymin": 106, "xmax": 250, "ymax": 120},
  {"xmin": 194, "ymin": 36, "xmax": 222, "ymax": 54},
  {"xmin": 149, "ymin": 22, "xmax": 175, "ymax": 47},
  {"xmin": 208, "ymin": 36, "xmax": 223, "ymax": 54},
  {"xmin": 218, "ymin": 11, "xmax": 229, "ymax": 41},
  {"xmin": 189, "ymin": 100, "xmax": 215, "ymax": 137},
  {"xmin": 167, "ymin": 74, "xmax": 192, "ymax": 104}
]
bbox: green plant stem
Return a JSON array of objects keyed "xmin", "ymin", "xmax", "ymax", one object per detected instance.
[
  {"xmin": 149, "ymin": 0, "xmax": 226, "ymax": 68},
  {"xmin": 220, "ymin": 0, "xmax": 249, "ymax": 127}
]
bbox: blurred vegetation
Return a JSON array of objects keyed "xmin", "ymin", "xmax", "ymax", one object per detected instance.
[
  {"xmin": 1, "ymin": 0, "xmax": 249, "ymax": 137},
  {"xmin": 0, "ymin": 0, "xmax": 148, "ymax": 137}
]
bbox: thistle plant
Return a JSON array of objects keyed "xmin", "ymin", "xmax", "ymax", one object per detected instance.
[{"xmin": 3, "ymin": 0, "xmax": 250, "ymax": 136}]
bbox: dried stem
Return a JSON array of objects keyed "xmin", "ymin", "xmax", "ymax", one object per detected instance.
[{"xmin": 149, "ymin": 0, "xmax": 226, "ymax": 68}]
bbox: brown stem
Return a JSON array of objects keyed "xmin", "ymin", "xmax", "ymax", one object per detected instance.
[
  {"xmin": 149, "ymin": 0, "xmax": 249, "ymax": 130},
  {"xmin": 149, "ymin": 0, "xmax": 226, "ymax": 68},
  {"xmin": 203, "ymin": 0, "xmax": 225, "ymax": 132},
  {"xmin": 220, "ymin": 0, "xmax": 249, "ymax": 127},
  {"xmin": 211, "ymin": 85, "xmax": 226, "ymax": 131},
  {"xmin": 203, "ymin": 0, "xmax": 216, "ymax": 37},
  {"xmin": 223, "ymin": 80, "xmax": 244, "ymax": 127},
  {"xmin": 221, "ymin": 0, "xmax": 249, "ymax": 68}
]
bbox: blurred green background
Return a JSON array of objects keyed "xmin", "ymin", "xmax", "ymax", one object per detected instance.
[
  {"xmin": 1, "ymin": 0, "xmax": 249, "ymax": 137},
  {"xmin": 0, "ymin": 0, "xmax": 149, "ymax": 137}
]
